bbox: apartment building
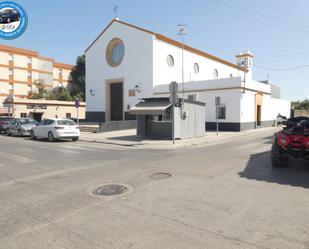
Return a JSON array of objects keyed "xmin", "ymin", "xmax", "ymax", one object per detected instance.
[{"xmin": 0, "ymin": 44, "xmax": 73, "ymax": 105}]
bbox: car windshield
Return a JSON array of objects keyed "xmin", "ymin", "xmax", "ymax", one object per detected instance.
[
  {"xmin": 0, "ymin": 118, "xmax": 12, "ymax": 122},
  {"xmin": 57, "ymin": 119, "xmax": 76, "ymax": 126},
  {"xmin": 20, "ymin": 119, "xmax": 37, "ymax": 125}
]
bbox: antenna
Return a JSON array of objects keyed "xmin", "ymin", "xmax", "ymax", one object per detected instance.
[
  {"xmin": 177, "ymin": 24, "xmax": 187, "ymax": 101},
  {"xmin": 113, "ymin": 5, "xmax": 119, "ymax": 19},
  {"xmin": 267, "ymin": 74, "xmax": 270, "ymax": 83}
]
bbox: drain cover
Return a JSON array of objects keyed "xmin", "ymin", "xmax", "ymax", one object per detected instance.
[
  {"xmin": 93, "ymin": 184, "xmax": 128, "ymax": 196},
  {"xmin": 149, "ymin": 173, "xmax": 172, "ymax": 180}
]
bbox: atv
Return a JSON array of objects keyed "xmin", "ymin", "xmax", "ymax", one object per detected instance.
[{"xmin": 271, "ymin": 116, "xmax": 309, "ymax": 167}]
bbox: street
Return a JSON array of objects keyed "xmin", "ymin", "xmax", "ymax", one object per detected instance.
[{"xmin": 0, "ymin": 130, "xmax": 309, "ymax": 249}]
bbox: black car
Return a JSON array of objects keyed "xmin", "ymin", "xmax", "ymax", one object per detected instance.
[
  {"xmin": 0, "ymin": 116, "xmax": 13, "ymax": 134},
  {"xmin": 0, "ymin": 9, "xmax": 20, "ymax": 24}
]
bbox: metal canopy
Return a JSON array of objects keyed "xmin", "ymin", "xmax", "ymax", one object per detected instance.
[{"xmin": 130, "ymin": 101, "xmax": 171, "ymax": 115}]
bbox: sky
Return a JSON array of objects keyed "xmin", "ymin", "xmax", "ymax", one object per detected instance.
[{"xmin": 3, "ymin": 0, "xmax": 309, "ymax": 101}]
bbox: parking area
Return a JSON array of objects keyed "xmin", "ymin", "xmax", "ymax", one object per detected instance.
[{"xmin": 1, "ymin": 128, "xmax": 309, "ymax": 249}]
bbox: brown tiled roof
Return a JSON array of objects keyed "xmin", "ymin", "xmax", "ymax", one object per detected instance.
[{"xmin": 85, "ymin": 19, "xmax": 247, "ymax": 72}]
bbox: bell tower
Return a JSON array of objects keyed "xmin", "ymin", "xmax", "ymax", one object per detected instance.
[{"xmin": 236, "ymin": 50, "xmax": 253, "ymax": 80}]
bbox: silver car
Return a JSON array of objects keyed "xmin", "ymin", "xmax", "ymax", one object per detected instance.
[{"xmin": 7, "ymin": 118, "xmax": 38, "ymax": 137}]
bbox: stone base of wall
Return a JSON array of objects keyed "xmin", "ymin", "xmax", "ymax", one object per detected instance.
[
  {"xmin": 206, "ymin": 120, "xmax": 275, "ymax": 132},
  {"xmin": 86, "ymin": 111, "xmax": 105, "ymax": 122},
  {"xmin": 98, "ymin": 120, "xmax": 137, "ymax": 132}
]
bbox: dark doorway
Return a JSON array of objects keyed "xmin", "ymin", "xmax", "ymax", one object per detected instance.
[
  {"xmin": 256, "ymin": 105, "xmax": 261, "ymax": 126},
  {"xmin": 110, "ymin": 82, "xmax": 123, "ymax": 121},
  {"xmin": 32, "ymin": 112, "xmax": 43, "ymax": 122}
]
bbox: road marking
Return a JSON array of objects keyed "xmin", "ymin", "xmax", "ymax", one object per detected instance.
[{"xmin": 0, "ymin": 151, "xmax": 36, "ymax": 164}]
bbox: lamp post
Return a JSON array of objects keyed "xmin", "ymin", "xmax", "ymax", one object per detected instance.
[{"xmin": 177, "ymin": 24, "xmax": 187, "ymax": 100}]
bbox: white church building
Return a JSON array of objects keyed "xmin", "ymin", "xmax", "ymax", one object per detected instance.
[{"xmin": 85, "ymin": 19, "xmax": 290, "ymax": 131}]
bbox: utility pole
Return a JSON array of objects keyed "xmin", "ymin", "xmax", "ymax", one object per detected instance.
[{"xmin": 177, "ymin": 24, "xmax": 187, "ymax": 100}]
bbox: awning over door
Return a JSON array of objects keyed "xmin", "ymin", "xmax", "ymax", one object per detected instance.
[{"xmin": 130, "ymin": 100, "xmax": 171, "ymax": 115}]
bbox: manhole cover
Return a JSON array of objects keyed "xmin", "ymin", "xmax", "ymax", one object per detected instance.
[
  {"xmin": 149, "ymin": 173, "xmax": 172, "ymax": 180},
  {"xmin": 93, "ymin": 184, "xmax": 128, "ymax": 196}
]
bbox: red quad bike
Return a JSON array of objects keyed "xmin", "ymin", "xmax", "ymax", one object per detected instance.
[{"xmin": 271, "ymin": 117, "xmax": 309, "ymax": 167}]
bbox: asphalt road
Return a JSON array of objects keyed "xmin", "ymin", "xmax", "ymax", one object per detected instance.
[{"xmin": 0, "ymin": 130, "xmax": 309, "ymax": 249}]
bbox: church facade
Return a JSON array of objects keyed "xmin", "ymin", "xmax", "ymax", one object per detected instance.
[{"xmin": 85, "ymin": 19, "xmax": 290, "ymax": 131}]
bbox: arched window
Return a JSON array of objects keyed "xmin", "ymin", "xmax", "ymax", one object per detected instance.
[
  {"xmin": 193, "ymin": 63, "xmax": 199, "ymax": 73},
  {"xmin": 213, "ymin": 69, "xmax": 219, "ymax": 79},
  {"xmin": 167, "ymin": 55, "xmax": 174, "ymax": 67}
]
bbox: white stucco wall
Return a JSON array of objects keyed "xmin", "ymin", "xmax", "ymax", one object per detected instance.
[
  {"xmin": 153, "ymin": 38, "xmax": 244, "ymax": 87},
  {"xmin": 86, "ymin": 21, "xmax": 154, "ymax": 114}
]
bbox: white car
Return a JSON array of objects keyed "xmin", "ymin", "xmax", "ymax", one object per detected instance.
[{"xmin": 30, "ymin": 118, "xmax": 80, "ymax": 142}]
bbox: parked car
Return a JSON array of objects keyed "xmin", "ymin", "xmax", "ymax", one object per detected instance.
[
  {"xmin": 271, "ymin": 116, "xmax": 309, "ymax": 167},
  {"xmin": 30, "ymin": 118, "xmax": 80, "ymax": 142},
  {"xmin": 0, "ymin": 116, "xmax": 13, "ymax": 134},
  {"xmin": 7, "ymin": 118, "xmax": 38, "ymax": 137},
  {"xmin": 0, "ymin": 9, "xmax": 20, "ymax": 23}
]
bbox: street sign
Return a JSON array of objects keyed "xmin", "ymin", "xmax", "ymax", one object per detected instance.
[
  {"xmin": 169, "ymin": 81, "xmax": 178, "ymax": 94},
  {"xmin": 75, "ymin": 99, "xmax": 80, "ymax": 108}
]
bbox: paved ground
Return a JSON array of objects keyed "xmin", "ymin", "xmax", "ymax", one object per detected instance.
[
  {"xmin": 0, "ymin": 130, "xmax": 309, "ymax": 249},
  {"xmin": 79, "ymin": 127, "xmax": 279, "ymax": 149}
]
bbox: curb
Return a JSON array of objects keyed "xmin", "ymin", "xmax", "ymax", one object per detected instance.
[{"xmin": 79, "ymin": 127, "xmax": 278, "ymax": 149}]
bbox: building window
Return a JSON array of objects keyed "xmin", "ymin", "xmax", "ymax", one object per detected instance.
[
  {"xmin": 167, "ymin": 55, "xmax": 174, "ymax": 67},
  {"xmin": 28, "ymin": 85, "xmax": 32, "ymax": 92},
  {"xmin": 58, "ymin": 69, "xmax": 62, "ymax": 77},
  {"xmin": 213, "ymin": 69, "xmax": 219, "ymax": 79},
  {"xmin": 9, "ymin": 69, "xmax": 13, "ymax": 75},
  {"xmin": 9, "ymin": 54, "xmax": 13, "ymax": 62},
  {"xmin": 28, "ymin": 71, "xmax": 32, "ymax": 77},
  {"xmin": 188, "ymin": 94, "xmax": 198, "ymax": 101},
  {"xmin": 193, "ymin": 63, "xmax": 199, "ymax": 73},
  {"xmin": 9, "ymin": 84, "xmax": 13, "ymax": 90},
  {"xmin": 20, "ymin": 113, "xmax": 27, "ymax": 118},
  {"xmin": 106, "ymin": 38, "xmax": 125, "ymax": 67},
  {"xmin": 27, "ymin": 57, "xmax": 32, "ymax": 64},
  {"xmin": 66, "ymin": 113, "xmax": 71, "ymax": 118},
  {"xmin": 217, "ymin": 105, "xmax": 226, "ymax": 119}
]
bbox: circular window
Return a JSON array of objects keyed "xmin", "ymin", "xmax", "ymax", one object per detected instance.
[
  {"xmin": 167, "ymin": 55, "xmax": 174, "ymax": 67},
  {"xmin": 194, "ymin": 63, "xmax": 199, "ymax": 73},
  {"xmin": 106, "ymin": 38, "xmax": 125, "ymax": 67},
  {"xmin": 213, "ymin": 69, "xmax": 219, "ymax": 79}
]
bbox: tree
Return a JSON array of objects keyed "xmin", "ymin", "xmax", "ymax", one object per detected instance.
[
  {"xmin": 292, "ymin": 99, "xmax": 309, "ymax": 110},
  {"xmin": 69, "ymin": 54, "xmax": 85, "ymax": 100},
  {"xmin": 29, "ymin": 79, "xmax": 47, "ymax": 99}
]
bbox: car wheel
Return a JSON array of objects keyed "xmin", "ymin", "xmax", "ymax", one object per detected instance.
[
  {"xmin": 271, "ymin": 142, "xmax": 288, "ymax": 167},
  {"xmin": 18, "ymin": 130, "xmax": 22, "ymax": 137},
  {"xmin": 30, "ymin": 131, "xmax": 36, "ymax": 140},
  {"xmin": 6, "ymin": 18, "xmax": 10, "ymax": 23},
  {"xmin": 48, "ymin": 132, "xmax": 55, "ymax": 142},
  {"xmin": 72, "ymin": 137, "xmax": 79, "ymax": 142}
]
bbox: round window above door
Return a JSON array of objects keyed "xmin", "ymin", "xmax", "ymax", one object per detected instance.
[{"xmin": 106, "ymin": 38, "xmax": 125, "ymax": 67}]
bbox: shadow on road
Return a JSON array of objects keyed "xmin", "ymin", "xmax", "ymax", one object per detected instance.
[{"xmin": 239, "ymin": 151, "xmax": 309, "ymax": 189}]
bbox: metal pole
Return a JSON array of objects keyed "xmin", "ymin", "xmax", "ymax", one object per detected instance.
[
  {"xmin": 216, "ymin": 106, "xmax": 219, "ymax": 136},
  {"xmin": 182, "ymin": 35, "xmax": 184, "ymax": 100},
  {"xmin": 77, "ymin": 107, "xmax": 79, "ymax": 125},
  {"xmin": 172, "ymin": 106, "xmax": 175, "ymax": 144}
]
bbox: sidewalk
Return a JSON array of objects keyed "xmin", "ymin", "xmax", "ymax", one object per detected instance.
[{"xmin": 79, "ymin": 126, "xmax": 279, "ymax": 149}]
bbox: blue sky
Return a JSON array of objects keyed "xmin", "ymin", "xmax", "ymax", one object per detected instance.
[{"xmin": 3, "ymin": 0, "xmax": 309, "ymax": 100}]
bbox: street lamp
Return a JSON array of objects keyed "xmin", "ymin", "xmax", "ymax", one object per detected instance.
[{"xmin": 177, "ymin": 24, "xmax": 187, "ymax": 100}]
